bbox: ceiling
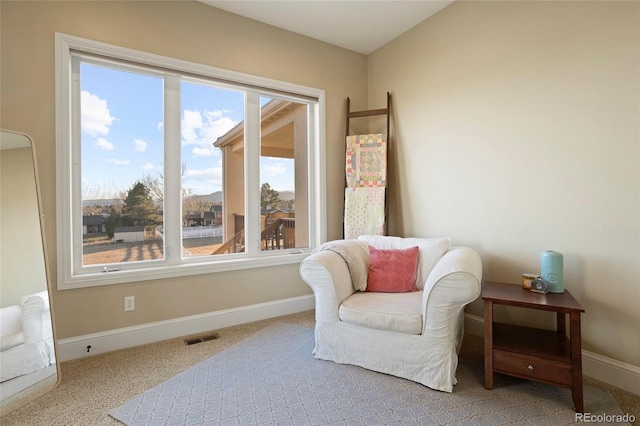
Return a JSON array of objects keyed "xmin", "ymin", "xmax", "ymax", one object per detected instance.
[{"xmin": 199, "ymin": 1, "xmax": 454, "ymax": 54}]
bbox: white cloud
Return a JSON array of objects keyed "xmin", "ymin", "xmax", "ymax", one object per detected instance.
[
  {"xmin": 134, "ymin": 138, "xmax": 148, "ymax": 152},
  {"xmin": 260, "ymin": 158, "xmax": 294, "ymax": 192},
  {"xmin": 183, "ymin": 167, "xmax": 223, "ymax": 193},
  {"xmin": 182, "ymin": 110, "xmax": 203, "ymax": 145},
  {"xmin": 103, "ymin": 158, "xmax": 130, "ymax": 165},
  {"xmin": 181, "ymin": 108, "xmax": 238, "ymax": 157},
  {"xmin": 192, "ymin": 146, "xmax": 216, "ymax": 157},
  {"xmin": 185, "ymin": 167, "xmax": 221, "ymax": 180},
  {"xmin": 81, "ymin": 91, "xmax": 115, "ymax": 137},
  {"xmin": 263, "ymin": 162, "xmax": 286, "ymax": 176},
  {"xmin": 96, "ymin": 138, "xmax": 114, "ymax": 151},
  {"xmin": 157, "ymin": 122, "xmax": 164, "ymax": 131},
  {"xmin": 142, "ymin": 163, "xmax": 155, "ymax": 170}
]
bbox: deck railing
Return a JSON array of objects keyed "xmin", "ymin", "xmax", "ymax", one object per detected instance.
[
  {"xmin": 213, "ymin": 214, "xmax": 295, "ymax": 255},
  {"xmin": 261, "ymin": 218, "xmax": 295, "ymax": 250},
  {"xmin": 211, "ymin": 229, "xmax": 245, "ymax": 255}
]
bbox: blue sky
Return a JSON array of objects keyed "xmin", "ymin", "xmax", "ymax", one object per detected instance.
[{"xmin": 80, "ymin": 63, "xmax": 294, "ymax": 200}]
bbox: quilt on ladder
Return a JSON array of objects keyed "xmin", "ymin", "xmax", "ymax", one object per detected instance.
[
  {"xmin": 345, "ymin": 133, "xmax": 387, "ymax": 188},
  {"xmin": 344, "ymin": 187, "xmax": 385, "ymax": 239},
  {"xmin": 344, "ymin": 133, "xmax": 387, "ymax": 238}
]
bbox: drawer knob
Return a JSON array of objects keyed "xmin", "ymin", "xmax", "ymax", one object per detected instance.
[{"xmin": 527, "ymin": 365, "xmax": 534, "ymax": 371}]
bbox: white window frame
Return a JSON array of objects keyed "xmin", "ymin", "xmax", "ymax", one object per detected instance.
[{"xmin": 55, "ymin": 33, "xmax": 326, "ymax": 289}]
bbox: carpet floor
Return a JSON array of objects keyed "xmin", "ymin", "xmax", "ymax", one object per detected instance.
[
  {"xmin": 0, "ymin": 310, "xmax": 638, "ymax": 425},
  {"xmin": 109, "ymin": 322, "xmax": 627, "ymax": 425}
]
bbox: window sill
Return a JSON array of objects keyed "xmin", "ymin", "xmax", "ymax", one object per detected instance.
[{"xmin": 58, "ymin": 250, "xmax": 311, "ymax": 290}]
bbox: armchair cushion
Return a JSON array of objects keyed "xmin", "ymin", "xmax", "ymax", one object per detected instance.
[
  {"xmin": 367, "ymin": 245, "xmax": 419, "ymax": 292},
  {"xmin": 0, "ymin": 332, "xmax": 24, "ymax": 352},
  {"xmin": 339, "ymin": 291, "xmax": 423, "ymax": 335}
]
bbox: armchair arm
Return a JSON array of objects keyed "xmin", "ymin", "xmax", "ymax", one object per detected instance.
[
  {"xmin": 424, "ymin": 247, "xmax": 482, "ymax": 301},
  {"xmin": 421, "ymin": 246, "xmax": 482, "ymax": 342},
  {"xmin": 20, "ymin": 291, "xmax": 52, "ymax": 344},
  {"xmin": 300, "ymin": 251, "xmax": 355, "ymax": 323}
]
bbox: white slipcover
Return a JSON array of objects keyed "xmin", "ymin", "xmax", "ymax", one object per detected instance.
[
  {"xmin": 0, "ymin": 291, "xmax": 56, "ymax": 383},
  {"xmin": 299, "ymin": 236, "xmax": 482, "ymax": 392}
]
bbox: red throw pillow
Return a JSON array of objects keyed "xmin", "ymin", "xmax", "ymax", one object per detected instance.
[{"xmin": 366, "ymin": 245, "xmax": 419, "ymax": 292}]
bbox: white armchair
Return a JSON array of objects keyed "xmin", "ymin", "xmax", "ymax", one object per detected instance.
[
  {"xmin": 0, "ymin": 291, "xmax": 56, "ymax": 382},
  {"xmin": 299, "ymin": 235, "xmax": 482, "ymax": 392}
]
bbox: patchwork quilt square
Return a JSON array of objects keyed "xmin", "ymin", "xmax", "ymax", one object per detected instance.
[{"xmin": 346, "ymin": 133, "xmax": 387, "ymax": 188}]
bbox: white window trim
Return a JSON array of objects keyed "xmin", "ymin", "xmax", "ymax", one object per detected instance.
[{"xmin": 55, "ymin": 33, "xmax": 326, "ymax": 290}]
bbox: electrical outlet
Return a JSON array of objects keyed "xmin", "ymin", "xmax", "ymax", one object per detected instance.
[{"xmin": 124, "ymin": 296, "xmax": 135, "ymax": 312}]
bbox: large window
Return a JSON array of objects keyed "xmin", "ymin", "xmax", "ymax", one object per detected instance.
[{"xmin": 56, "ymin": 34, "xmax": 325, "ymax": 289}]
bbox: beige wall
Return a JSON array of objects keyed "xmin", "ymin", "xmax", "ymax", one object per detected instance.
[
  {"xmin": 0, "ymin": 146, "xmax": 48, "ymax": 307},
  {"xmin": 3, "ymin": 0, "xmax": 636, "ymax": 371},
  {"xmin": 0, "ymin": 1, "xmax": 366, "ymax": 338},
  {"xmin": 368, "ymin": 1, "xmax": 639, "ymax": 366}
]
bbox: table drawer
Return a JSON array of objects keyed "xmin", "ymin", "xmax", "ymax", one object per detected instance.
[{"xmin": 494, "ymin": 350, "xmax": 572, "ymax": 386}]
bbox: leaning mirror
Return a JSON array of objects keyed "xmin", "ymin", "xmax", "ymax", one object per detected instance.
[{"xmin": 0, "ymin": 129, "xmax": 59, "ymax": 413}]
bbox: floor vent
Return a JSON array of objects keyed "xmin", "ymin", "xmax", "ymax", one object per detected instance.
[{"xmin": 184, "ymin": 333, "xmax": 220, "ymax": 346}]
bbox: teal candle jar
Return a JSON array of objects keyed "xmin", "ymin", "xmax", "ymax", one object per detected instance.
[{"xmin": 541, "ymin": 250, "xmax": 564, "ymax": 293}]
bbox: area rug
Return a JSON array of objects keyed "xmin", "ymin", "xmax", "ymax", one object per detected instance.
[{"xmin": 109, "ymin": 323, "xmax": 628, "ymax": 425}]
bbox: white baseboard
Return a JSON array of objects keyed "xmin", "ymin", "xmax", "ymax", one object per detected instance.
[
  {"xmin": 57, "ymin": 295, "xmax": 315, "ymax": 362},
  {"xmin": 464, "ymin": 313, "xmax": 639, "ymax": 396},
  {"xmin": 582, "ymin": 349, "xmax": 640, "ymax": 396}
]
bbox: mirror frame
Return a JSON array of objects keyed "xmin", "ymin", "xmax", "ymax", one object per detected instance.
[{"xmin": 0, "ymin": 129, "xmax": 61, "ymax": 414}]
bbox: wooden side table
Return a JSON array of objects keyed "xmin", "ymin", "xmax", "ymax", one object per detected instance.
[{"xmin": 482, "ymin": 281, "xmax": 586, "ymax": 412}]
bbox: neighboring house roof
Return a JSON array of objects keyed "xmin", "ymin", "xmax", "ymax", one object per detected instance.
[
  {"xmin": 114, "ymin": 226, "xmax": 145, "ymax": 233},
  {"xmin": 83, "ymin": 215, "xmax": 105, "ymax": 226},
  {"xmin": 203, "ymin": 211, "xmax": 215, "ymax": 220},
  {"xmin": 210, "ymin": 205, "xmax": 222, "ymax": 213},
  {"xmin": 261, "ymin": 208, "xmax": 290, "ymax": 214}
]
